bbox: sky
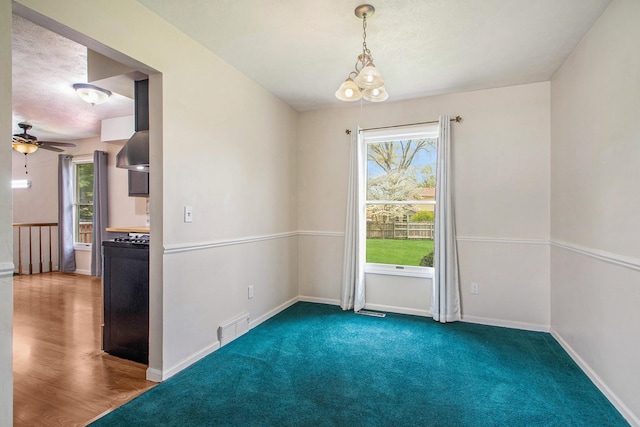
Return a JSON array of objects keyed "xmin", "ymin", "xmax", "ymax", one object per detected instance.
[{"xmin": 366, "ymin": 138, "xmax": 437, "ymax": 181}]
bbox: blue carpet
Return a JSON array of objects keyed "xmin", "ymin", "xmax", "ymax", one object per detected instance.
[{"xmin": 90, "ymin": 302, "xmax": 628, "ymax": 426}]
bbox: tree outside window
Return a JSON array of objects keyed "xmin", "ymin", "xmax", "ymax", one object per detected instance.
[
  {"xmin": 75, "ymin": 162, "xmax": 94, "ymax": 244},
  {"xmin": 364, "ymin": 131, "xmax": 437, "ymax": 268}
]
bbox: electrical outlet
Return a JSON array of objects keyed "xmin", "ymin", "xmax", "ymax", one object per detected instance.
[
  {"xmin": 471, "ymin": 282, "xmax": 479, "ymax": 295},
  {"xmin": 248, "ymin": 285, "xmax": 254, "ymax": 299}
]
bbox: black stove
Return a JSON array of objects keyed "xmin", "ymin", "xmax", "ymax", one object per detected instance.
[
  {"xmin": 102, "ymin": 232, "xmax": 150, "ymax": 364},
  {"xmin": 104, "ymin": 233, "xmax": 150, "ymax": 247},
  {"xmin": 114, "ymin": 236, "xmax": 149, "ymax": 244}
]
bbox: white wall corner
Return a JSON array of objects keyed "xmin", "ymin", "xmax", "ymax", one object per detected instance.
[
  {"xmin": 298, "ymin": 296, "xmax": 340, "ymax": 307},
  {"xmin": 145, "ymin": 367, "xmax": 163, "ymax": 383},
  {"xmin": 462, "ymin": 314, "xmax": 550, "ymax": 333},
  {"xmin": 550, "ymin": 329, "xmax": 639, "ymax": 427},
  {"xmin": 148, "ymin": 340, "xmax": 221, "ymax": 382}
]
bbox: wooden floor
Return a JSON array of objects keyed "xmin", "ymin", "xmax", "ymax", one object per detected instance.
[{"xmin": 13, "ymin": 272, "xmax": 156, "ymax": 427}]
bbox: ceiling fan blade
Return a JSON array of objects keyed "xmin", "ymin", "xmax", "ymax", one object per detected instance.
[
  {"xmin": 38, "ymin": 141, "xmax": 77, "ymax": 147},
  {"xmin": 37, "ymin": 145, "xmax": 64, "ymax": 152}
]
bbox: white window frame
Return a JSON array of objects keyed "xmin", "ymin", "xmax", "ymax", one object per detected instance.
[
  {"xmin": 360, "ymin": 124, "xmax": 438, "ymax": 279},
  {"xmin": 72, "ymin": 155, "xmax": 94, "ymax": 250}
]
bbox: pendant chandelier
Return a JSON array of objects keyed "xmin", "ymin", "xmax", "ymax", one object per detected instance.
[{"xmin": 335, "ymin": 4, "xmax": 388, "ymax": 103}]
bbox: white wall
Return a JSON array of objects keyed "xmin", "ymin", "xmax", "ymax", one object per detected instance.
[
  {"xmin": 0, "ymin": 0, "xmax": 14, "ymax": 422},
  {"xmin": 11, "ymin": 136, "xmax": 146, "ymax": 275},
  {"xmin": 298, "ymin": 82, "xmax": 551, "ymax": 329},
  {"xmin": 11, "ymin": 150, "xmax": 57, "ymax": 224},
  {"xmin": 11, "ymin": 0, "xmax": 300, "ymax": 384},
  {"xmin": 550, "ymin": 0, "xmax": 640, "ymax": 423}
]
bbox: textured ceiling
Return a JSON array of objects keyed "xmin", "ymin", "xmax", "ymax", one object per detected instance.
[
  {"xmin": 137, "ymin": 0, "xmax": 612, "ymax": 111},
  {"xmin": 11, "ymin": 15, "xmax": 134, "ymax": 142},
  {"xmin": 11, "ymin": 1, "xmax": 612, "ymax": 143}
]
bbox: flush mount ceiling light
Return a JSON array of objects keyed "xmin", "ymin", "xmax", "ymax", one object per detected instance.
[
  {"xmin": 73, "ymin": 83, "xmax": 112, "ymax": 106},
  {"xmin": 335, "ymin": 4, "xmax": 388, "ymax": 103}
]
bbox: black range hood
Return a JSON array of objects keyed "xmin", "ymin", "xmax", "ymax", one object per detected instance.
[{"xmin": 117, "ymin": 79, "xmax": 149, "ymax": 172}]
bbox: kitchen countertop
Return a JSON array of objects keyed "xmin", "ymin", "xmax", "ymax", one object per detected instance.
[{"xmin": 106, "ymin": 227, "xmax": 150, "ymax": 233}]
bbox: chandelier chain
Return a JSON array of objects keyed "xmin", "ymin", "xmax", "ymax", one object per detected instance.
[{"xmin": 361, "ymin": 13, "xmax": 371, "ymax": 60}]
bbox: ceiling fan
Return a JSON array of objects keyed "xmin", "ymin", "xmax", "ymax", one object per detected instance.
[{"xmin": 12, "ymin": 122, "xmax": 77, "ymax": 154}]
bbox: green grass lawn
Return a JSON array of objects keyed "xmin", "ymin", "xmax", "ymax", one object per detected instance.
[{"xmin": 366, "ymin": 239, "xmax": 434, "ymax": 266}]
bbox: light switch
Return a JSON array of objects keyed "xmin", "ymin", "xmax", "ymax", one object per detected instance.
[{"xmin": 184, "ymin": 206, "xmax": 193, "ymax": 223}]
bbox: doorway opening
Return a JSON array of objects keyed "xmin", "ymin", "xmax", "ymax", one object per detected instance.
[{"xmin": 11, "ymin": 9, "xmax": 159, "ymax": 425}]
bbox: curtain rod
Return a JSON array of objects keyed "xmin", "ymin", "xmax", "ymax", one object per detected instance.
[{"xmin": 345, "ymin": 116, "xmax": 462, "ymax": 134}]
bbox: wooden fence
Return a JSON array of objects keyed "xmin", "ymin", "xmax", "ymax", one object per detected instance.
[
  {"xmin": 78, "ymin": 222, "xmax": 93, "ymax": 244},
  {"xmin": 366, "ymin": 221, "xmax": 434, "ymax": 239}
]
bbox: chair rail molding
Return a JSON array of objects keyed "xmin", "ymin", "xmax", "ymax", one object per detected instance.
[{"xmin": 551, "ymin": 240, "xmax": 640, "ymax": 272}]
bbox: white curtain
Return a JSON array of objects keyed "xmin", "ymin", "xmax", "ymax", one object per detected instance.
[
  {"xmin": 58, "ymin": 154, "xmax": 76, "ymax": 272},
  {"xmin": 431, "ymin": 115, "xmax": 461, "ymax": 323},
  {"xmin": 91, "ymin": 150, "xmax": 108, "ymax": 277},
  {"xmin": 340, "ymin": 126, "xmax": 366, "ymax": 311}
]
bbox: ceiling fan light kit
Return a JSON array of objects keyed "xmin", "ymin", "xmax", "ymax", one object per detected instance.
[
  {"xmin": 72, "ymin": 83, "xmax": 112, "ymax": 106},
  {"xmin": 335, "ymin": 4, "xmax": 388, "ymax": 103},
  {"xmin": 11, "ymin": 122, "xmax": 76, "ymax": 155},
  {"xmin": 13, "ymin": 141, "xmax": 38, "ymax": 154}
]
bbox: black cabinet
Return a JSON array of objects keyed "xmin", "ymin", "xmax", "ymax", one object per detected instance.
[
  {"xmin": 102, "ymin": 242, "xmax": 149, "ymax": 364},
  {"xmin": 128, "ymin": 170, "xmax": 149, "ymax": 197}
]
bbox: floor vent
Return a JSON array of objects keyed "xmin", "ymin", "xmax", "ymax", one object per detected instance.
[
  {"xmin": 356, "ymin": 310, "xmax": 386, "ymax": 318},
  {"xmin": 219, "ymin": 312, "xmax": 250, "ymax": 346}
]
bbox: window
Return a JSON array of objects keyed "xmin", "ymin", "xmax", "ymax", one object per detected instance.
[
  {"xmin": 362, "ymin": 125, "xmax": 438, "ymax": 278},
  {"xmin": 72, "ymin": 157, "xmax": 94, "ymax": 246}
]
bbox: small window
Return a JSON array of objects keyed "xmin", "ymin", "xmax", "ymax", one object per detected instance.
[
  {"xmin": 73, "ymin": 158, "xmax": 94, "ymax": 245},
  {"xmin": 362, "ymin": 125, "xmax": 438, "ymax": 276}
]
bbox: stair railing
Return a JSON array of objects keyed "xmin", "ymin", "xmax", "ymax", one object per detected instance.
[{"xmin": 12, "ymin": 223, "xmax": 58, "ymax": 275}]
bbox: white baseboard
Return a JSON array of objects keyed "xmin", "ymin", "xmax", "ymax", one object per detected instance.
[
  {"xmin": 0, "ymin": 262, "xmax": 14, "ymax": 278},
  {"xmin": 249, "ymin": 296, "xmax": 300, "ymax": 330},
  {"xmin": 74, "ymin": 269, "xmax": 91, "ymax": 276},
  {"xmin": 147, "ymin": 340, "xmax": 221, "ymax": 382},
  {"xmin": 298, "ymin": 297, "xmax": 430, "ymax": 317},
  {"xmin": 551, "ymin": 329, "xmax": 639, "ymax": 427},
  {"xmin": 147, "ymin": 297, "xmax": 301, "ymax": 382},
  {"xmin": 298, "ymin": 296, "xmax": 340, "ymax": 306},
  {"xmin": 461, "ymin": 314, "xmax": 550, "ymax": 332},
  {"xmin": 145, "ymin": 367, "xmax": 163, "ymax": 383},
  {"xmin": 363, "ymin": 302, "xmax": 430, "ymax": 318}
]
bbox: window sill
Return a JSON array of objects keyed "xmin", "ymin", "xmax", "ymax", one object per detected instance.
[
  {"xmin": 74, "ymin": 244, "xmax": 92, "ymax": 252},
  {"xmin": 365, "ymin": 263, "xmax": 433, "ymax": 279}
]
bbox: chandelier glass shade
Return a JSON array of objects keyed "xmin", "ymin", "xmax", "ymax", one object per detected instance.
[
  {"xmin": 362, "ymin": 84, "xmax": 388, "ymax": 102},
  {"xmin": 73, "ymin": 83, "xmax": 112, "ymax": 106},
  {"xmin": 335, "ymin": 4, "xmax": 388, "ymax": 103},
  {"xmin": 335, "ymin": 76, "xmax": 362, "ymax": 102}
]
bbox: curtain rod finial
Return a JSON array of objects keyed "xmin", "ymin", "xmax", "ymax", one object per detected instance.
[
  {"xmin": 454, "ymin": 116, "xmax": 462, "ymax": 123},
  {"xmin": 345, "ymin": 129, "xmax": 352, "ymax": 135}
]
